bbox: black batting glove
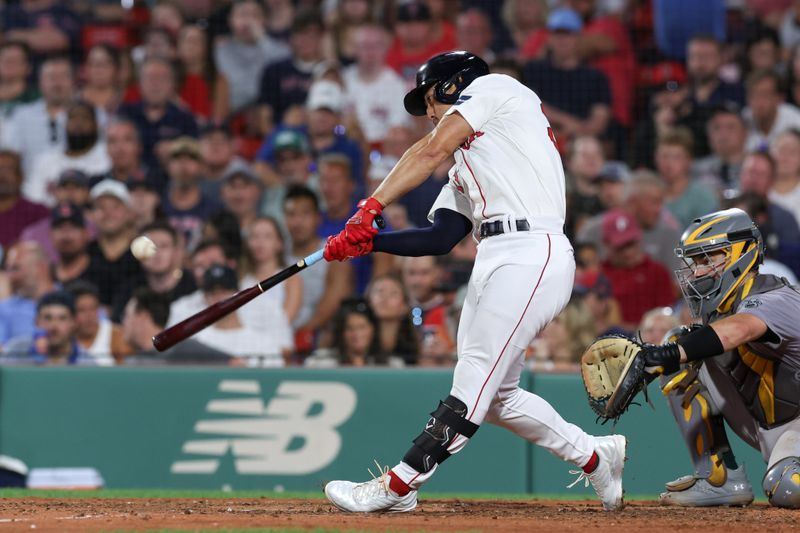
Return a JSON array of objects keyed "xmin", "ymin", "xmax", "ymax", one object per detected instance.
[{"xmin": 642, "ymin": 343, "xmax": 681, "ymax": 376}]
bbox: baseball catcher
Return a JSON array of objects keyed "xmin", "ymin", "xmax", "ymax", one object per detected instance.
[{"xmin": 581, "ymin": 207, "xmax": 800, "ymax": 507}]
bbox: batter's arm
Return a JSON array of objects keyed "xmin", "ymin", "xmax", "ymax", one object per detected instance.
[{"xmin": 371, "ymin": 112, "xmax": 473, "ymax": 207}]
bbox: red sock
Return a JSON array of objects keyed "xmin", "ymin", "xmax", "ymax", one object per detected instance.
[
  {"xmin": 582, "ymin": 451, "xmax": 599, "ymax": 473},
  {"xmin": 388, "ymin": 470, "xmax": 412, "ymax": 496}
]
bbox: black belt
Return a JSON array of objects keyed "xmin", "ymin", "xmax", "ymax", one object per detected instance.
[{"xmin": 479, "ymin": 219, "xmax": 530, "ymax": 238}]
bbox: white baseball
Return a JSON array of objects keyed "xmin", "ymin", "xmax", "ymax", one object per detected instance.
[{"xmin": 131, "ymin": 235, "xmax": 157, "ymax": 260}]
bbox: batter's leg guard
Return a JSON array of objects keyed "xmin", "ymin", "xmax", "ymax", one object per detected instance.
[
  {"xmin": 402, "ymin": 395, "xmax": 479, "ymax": 473},
  {"xmin": 661, "ymin": 365, "xmax": 732, "ymax": 487},
  {"xmin": 762, "ymin": 456, "xmax": 800, "ymax": 508}
]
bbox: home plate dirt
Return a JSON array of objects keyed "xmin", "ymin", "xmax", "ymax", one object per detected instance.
[{"xmin": 0, "ymin": 498, "xmax": 796, "ymax": 532}]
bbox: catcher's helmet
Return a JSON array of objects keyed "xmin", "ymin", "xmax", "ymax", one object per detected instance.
[
  {"xmin": 403, "ymin": 51, "xmax": 489, "ymax": 116},
  {"xmin": 674, "ymin": 208, "xmax": 764, "ymax": 322}
]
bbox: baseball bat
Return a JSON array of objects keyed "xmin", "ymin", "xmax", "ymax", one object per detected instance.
[{"xmin": 151, "ymin": 218, "xmax": 383, "ymax": 351}]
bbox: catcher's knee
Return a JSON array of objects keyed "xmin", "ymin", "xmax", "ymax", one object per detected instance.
[
  {"xmin": 763, "ymin": 457, "xmax": 800, "ymax": 508},
  {"xmin": 403, "ymin": 395, "xmax": 479, "ymax": 473}
]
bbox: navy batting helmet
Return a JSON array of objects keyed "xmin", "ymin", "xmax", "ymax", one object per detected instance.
[{"xmin": 403, "ymin": 51, "xmax": 489, "ymax": 116}]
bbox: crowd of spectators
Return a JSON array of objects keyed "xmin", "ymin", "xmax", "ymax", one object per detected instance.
[{"xmin": 1, "ymin": 0, "xmax": 800, "ymax": 371}]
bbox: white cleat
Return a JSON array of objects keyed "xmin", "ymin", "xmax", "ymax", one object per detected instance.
[
  {"xmin": 568, "ymin": 434, "xmax": 627, "ymax": 511},
  {"xmin": 324, "ymin": 464, "xmax": 418, "ymax": 513}
]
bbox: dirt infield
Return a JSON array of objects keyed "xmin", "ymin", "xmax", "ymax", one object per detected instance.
[{"xmin": 0, "ymin": 497, "xmax": 797, "ymax": 532}]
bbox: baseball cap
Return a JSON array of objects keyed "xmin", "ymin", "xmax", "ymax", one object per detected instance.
[
  {"xmin": 397, "ymin": 1, "xmax": 432, "ymax": 22},
  {"xmin": 306, "ymin": 80, "xmax": 344, "ymax": 113},
  {"xmin": 274, "ymin": 129, "xmax": 310, "ymax": 154},
  {"xmin": 91, "ymin": 178, "xmax": 132, "ymax": 206},
  {"xmin": 203, "ymin": 264, "xmax": 239, "ymax": 292},
  {"xmin": 222, "ymin": 165, "xmax": 260, "ymax": 186},
  {"xmin": 547, "ymin": 8, "xmax": 583, "ymax": 33},
  {"xmin": 602, "ymin": 210, "xmax": 642, "ymax": 249},
  {"xmin": 594, "ymin": 161, "xmax": 631, "ymax": 183},
  {"xmin": 169, "ymin": 136, "xmax": 201, "ymax": 160},
  {"xmin": 51, "ymin": 202, "xmax": 85, "ymax": 228},
  {"xmin": 37, "ymin": 290, "xmax": 76, "ymax": 315},
  {"xmin": 56, "ymin": 169, "xmax": 90, "ymax": 188}
]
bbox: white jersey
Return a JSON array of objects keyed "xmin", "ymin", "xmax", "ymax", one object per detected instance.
[{"xmin": 428, "ymin": 74, "xmax": 566, "ymax": 233}]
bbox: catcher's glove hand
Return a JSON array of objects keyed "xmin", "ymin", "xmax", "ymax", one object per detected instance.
[{"xmin": 580, "ymin": 335, "xmax": 682, "ymax": 421}]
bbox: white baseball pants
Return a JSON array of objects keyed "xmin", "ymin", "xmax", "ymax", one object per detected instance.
[{"xmin": 392, "ymin": 230, "xmax": 597, "ymax": 489}]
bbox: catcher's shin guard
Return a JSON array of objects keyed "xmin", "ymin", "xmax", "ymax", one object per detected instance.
[
  {"xmin": 402, "ymin": 395, "xmax": 479, "ymax": 473},
  {"xmin": 661, "ymin": 365, "xmax": 732, "ymax": 486},
  {"xmin": 762, "ymin": 456, "xmax": 800, "ymax": 508}
]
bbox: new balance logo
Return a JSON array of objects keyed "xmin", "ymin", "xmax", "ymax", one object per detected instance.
[{"xmin": 171, "ymin": 380, "xmax": 357, "ymax": 475}]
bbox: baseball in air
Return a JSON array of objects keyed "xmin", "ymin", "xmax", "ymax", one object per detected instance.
[{"xmin": 131, "ymin": 235, "xmax": 157, "ymax": 260}]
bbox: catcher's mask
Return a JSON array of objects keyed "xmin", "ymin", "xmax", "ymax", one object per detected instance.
[{"xmin": 674, "ymin": 208, "xmax": 764, "ymax": 322}]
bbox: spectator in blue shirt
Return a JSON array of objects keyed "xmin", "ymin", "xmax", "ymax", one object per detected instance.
[
  {"xmin": 119, "ymin": 56, "xmax": 198, "ymax": 171},
  {"xmin": 161, "ymin": 137, "xmax": 222, "ymax": 252},
  {"xmin": 0, "ymin": 241, "xmax": 55, "ymax": 347},
  {"xmin": 1, "ymin": 290, "xmax": 94, "ymax": 365}
]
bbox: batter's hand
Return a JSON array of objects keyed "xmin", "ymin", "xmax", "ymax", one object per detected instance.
[
  {"xmin": 345, "ymin": 197, "xmax": 383, "ymax": 244},
  {"xmin": 324, "ymin": 232, "xmax": 373, "ymax": 262}
]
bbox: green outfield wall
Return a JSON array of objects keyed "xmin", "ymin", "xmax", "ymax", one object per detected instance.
[{"xmin": 0, "ymin": 367, "xmax": 769, "ymax": 496}]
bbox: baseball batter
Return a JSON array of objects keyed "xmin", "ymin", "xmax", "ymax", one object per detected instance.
[
  {"xmin": 322, "ymin": 51, "xmax": 626, "ymax": 513},
  {"xmin": 630, "ymin": 208, "xmax": 800, "ymax": 508}
]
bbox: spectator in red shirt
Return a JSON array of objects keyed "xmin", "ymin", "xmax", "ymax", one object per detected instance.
[
  {"xmin": 0, "ymin": 150, "xmax": 49, "ymax": 249},
  {"xmin": 402, "ymin": 255, "xmax": 455, "ymax": 358},
  {"xmin": 521, "ymin": 0, "xmax": 636, "ymax": 128},
  {"xmin": 600, "ymin": 210, "xmax": 676, "ymax": 330},
  {"xmin": 386, "ymin": 1, "xmax": 453, "ymax": 85}
]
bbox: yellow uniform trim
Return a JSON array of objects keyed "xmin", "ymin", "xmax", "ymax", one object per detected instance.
[
  {"xmin": 662, "ymin": 368, "xmax": 690, "ymax": 396},
  {"xmin": 717, "ymin": 261, "xmax": 757, "ymax": 314},
  {"xmin": 738, "ymin": 345, "xmax": 776, "ymax": 426},
  {"xmin": 684, "ymin": 216, "xmax": 731, "ymax": 245}
]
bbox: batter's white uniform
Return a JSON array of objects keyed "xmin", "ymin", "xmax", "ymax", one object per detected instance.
[{"xmin": 392, "ymin": 73, "xmax": 597, "ymax": 489}]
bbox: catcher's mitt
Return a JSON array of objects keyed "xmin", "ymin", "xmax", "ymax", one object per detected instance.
[{"xmin": 580, "ymin": 334, "xmax": 650, "ymax": 422}]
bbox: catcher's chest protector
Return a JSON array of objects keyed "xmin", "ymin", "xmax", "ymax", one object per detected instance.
[{"xmin": 714, "ymin": 275, "xmax": 800, "ymax": 429}]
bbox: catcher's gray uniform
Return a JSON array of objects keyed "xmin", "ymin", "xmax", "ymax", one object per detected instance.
[{"xmin": 663, "ymin": 274, "xmax": 800, "ymax": 507}]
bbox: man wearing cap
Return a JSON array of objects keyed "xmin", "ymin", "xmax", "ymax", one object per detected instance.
[
  {"xmin": 50, "ymin": 202, "xmax": 91, "ymax": 285},
  {"xmin": 221, "ymin": 167, "xmax": 262, "ymax": 229},
  {"xmin": 522, "ymin": 8, "xmax": 612, "ymax": 141},
  {"xmin": 199, "ymin": 124, "xmax": 250, "ymax": 198},
  {"xmin": 692, "ymin": 103, "xmax": 747, "ymax": 190},
  {"xmin": 194, "ymin": 264, "xmax": 290, "ymax": 366},
  {"xmin": 0, "ymin": 241, "xmax": 55, "ymax": 347},
  {"xmin": 255, "ymin": 128, "xmax": 317, "ymax": 219},
  {"xmin": 84, "ymin": 179, "xmax": 144, "ymax": 322},
  {"xmin": 577, "ymin": 169, "xmax": 683, "ymax": 272},
  {"xmin": 27, "ymin": 100, "xmax": 110, "ymax": 206},
  {"xmin": 342, "ymin": 24, "xmax": 410, "ymax": 147},
  {"xmin": 20, "ymin": 169, "xmax": 96, "ymax": 262},
  {"xmin": 385, "ymin": 1, "xmax": 453, "ymax": 84},
  {"xmin": 305, "ymin": 80, "xmax": 363, "ymax": 181},
  {"xmin": 118, "ymin": 56, "xmax": 199, "ymax": 170},
  {"xmin": 599, "ymin": 209, "xmax": 676, "ymax": 331},
  {"xmin": 521, "ymin": 0, "xmax": 635, "ymax": 130},
  {"xmin": 256, "ymin": 9, "xmax": 324, "ymax": 132},
  {"xmin": 126, "ymin": 173, "xmax": 162, "ymax": 232},
  {"xmin": 0, "ymin": 150, "xmax": 49, "ymax": 249},
  {"xmin": 1, "ymin": 290, "xmax": 95, "ymax": 365},
  {"xmin": 161, "ymin": 137, "xmax": 222, "ymax": 252}
]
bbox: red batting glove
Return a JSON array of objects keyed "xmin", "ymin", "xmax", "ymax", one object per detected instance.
[
  {"xmin": 323, "ymin": 232, "xmax": 374, "ymax": 262},
  {"xmin": 344, "ymin": 197, "xmax": 383, "ymax": 244}
]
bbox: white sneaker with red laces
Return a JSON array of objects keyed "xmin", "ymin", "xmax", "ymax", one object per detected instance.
[
  {"xmin": 324, "ymin": 464, "xmax": 418, "ymax": 513},
  {"xmin": 568, "ymin": 434, "xmax": 627, "ymax": 511}
]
